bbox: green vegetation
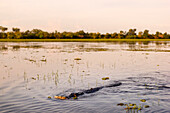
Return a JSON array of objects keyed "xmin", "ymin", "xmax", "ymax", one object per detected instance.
[
  {"xmin": 0, "ymin": 39, "xmax": 170, "ymax": 42},
  {"xmin": 0, "ymin": 26, "xmax": 170, "ymax": 40},
  {"xmin": 102, "ymin": 77, "xmax": 110, "ymax": 80}
]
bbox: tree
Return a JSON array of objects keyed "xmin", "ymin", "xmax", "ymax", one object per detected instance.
[
  {"xmin": 143, "ymin": 30, "xmax": 149, "ymax": 38},
  {"xmin": 111, "ymin": 33, "xmax": 118, "ymax": 38},
  {"xmin": 12, "ymin": 28, "xmax": 20, "ymax": 32},
  {"xmin": 138, "ymin": 31, "xmax": 143, "ymax": 38},
  {"xmin": 105, "ymin": 33, "xmax": 111, "ymax": 39},
  {"xmin": 0, "ymin": 26, "xmax": 8, "ymax": 38},
  {"xmin": 0, "ymin": 26, "xmax": 8, "ymax": 32},
  {"xmin": 163, "ymin": 32, "xmax": 169, "ymax": 39},
  {"xmin": 120, "ymin": 31, "xmax": 124, "ymax": 35},
  {"xmin": 7, "ymin": 32, "xmax": 15, "ymax": 39},
  {"xmin": 75, "ymin": 30, "xmax": 86, "ymax": 38}
]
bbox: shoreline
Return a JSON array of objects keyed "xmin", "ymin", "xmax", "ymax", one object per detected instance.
[{"xmin": 0, "ymin": 39, "xmax": 170, "ymax": 42}]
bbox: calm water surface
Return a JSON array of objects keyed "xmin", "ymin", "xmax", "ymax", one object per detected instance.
[{"xmin": 0, "ymin": 41, "xmax": 170, "ymax": 113}]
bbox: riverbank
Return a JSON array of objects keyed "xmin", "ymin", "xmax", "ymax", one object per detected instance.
[{"xmin": 0, "ymin": 39, "xmax": 170, "ymax": 42}]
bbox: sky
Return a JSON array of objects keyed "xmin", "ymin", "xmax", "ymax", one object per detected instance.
[{"xmin": 0, "ymin": 0, "xmax": 170, "ymax": 33}]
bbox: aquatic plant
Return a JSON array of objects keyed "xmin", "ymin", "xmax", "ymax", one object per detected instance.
[
  {"xmin": 140, "ymin": 99, "xmax": 146, "ymax": 102},
  {"xmin": 48, "ymin": 96, "xmax": 52, "ymax": 99},
  {"xmin": 117, "ymin": 103, "xmax": 124, "ymax": 106},
  {"xmin": 31, "ymin": 77, "xmax": 36, "ymax": 80},
  {"xmin": 102, "ymin": 77, "xmax": 109, "ymax": 80},
  {"xmin": 40, "ymin": 59, "xmax": 47, "ymax": 62},
  {"xmin": 74, "ymin": 58, "xmax": 81, "ymax": 60},
  {"xmin": 144, "ymin": 105, "xmax": 150, "ymax": 108}
]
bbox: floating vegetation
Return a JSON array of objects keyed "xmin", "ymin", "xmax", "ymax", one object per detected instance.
[
  {"xmin": 117, "ymin": 103, "xmax": 124, "ymax": 106},
  {"xmin": 129, "ymin": 104, "xmax": 136, "ymax": 106},
  {"xmin": 74, "ymin": 58, "xmax": 81, "ymax": 60},
  {"xmin": 40, "ymin": 59, "xmax": 47, "ymax": 62},
  {"xmin": 25, "ymin": 58, "xmax": 36, "ymax": 62},
  {"xmin": 132, "ymin": 105, "xmax": 138, "ymax": 109},
  {"xmin": 140, "ymin": 99, "xmax": 146, "ymax": 102},
  {"xmin": 124, "ymin": 106, "xmax": 133, "ymax": 110},
  {"xmin": 117, "ymin": 98, "xmax": 150, "ymax": 112},
  {"xmin": 102, "ymin": 77, "xmax": 109, "ymax": 80},
  {"xmin": 138, "ymin": 107, "xmax": 142, "ymax": 110},
  {"xmin": 31, "ymin": 77, "xmax": 36, "ymax": 80},
  {"xmin": 144, "ymin": 105, "xmax": 150, "ymax": 108},
  {"xmin": 48, "ymin": 96, "xmax": 52, "ymax": 99}
]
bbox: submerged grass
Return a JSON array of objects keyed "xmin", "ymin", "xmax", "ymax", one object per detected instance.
[{"xmin": 0, "ymin": 39, "xmax": 170, "ymax": 42}]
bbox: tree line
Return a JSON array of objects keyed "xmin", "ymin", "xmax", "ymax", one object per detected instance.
[{"xmin": 0, "ymin": 26, "xmax": 169, "ymax": 39}]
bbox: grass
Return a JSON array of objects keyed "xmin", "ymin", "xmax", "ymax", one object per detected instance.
[{"xmin": 0, "ymin": 39, "xmax": 170, "ymax": 42}]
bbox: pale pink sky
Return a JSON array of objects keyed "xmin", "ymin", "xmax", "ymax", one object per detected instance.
[{"xmin": 0, "ymin": 0, "xmax": 170, "ymax": 33}]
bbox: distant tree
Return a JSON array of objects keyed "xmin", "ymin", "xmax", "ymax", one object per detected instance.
[
  {"xmin": 143, "ymin": 30, "xmax": 149, "ymax": 38},
  {"xmin": 138, "ymin": 31, "xmax": 143, "ymax": 38},
  {"xmin": 105, "ymin": 33, "xmax": 111, "ymax": 39},
  {"xmin": 96, "ymin": 32, "xmax": 101, "ymax": 39},
  {"xmin": 0, "ymin": 26, "xmax": 2, "ymax": 31},
  {"xmin": 7, "ymin": 32, "xmax": 15, "ymax": 39},
  {"xmin": 90, "ymin": 33, "xmax": 98, "ymax": 39},
  {"xmin": 0, "ymin": 26, "xmax": 169, "ymax": 39},
  {"xmin": 15, "ymin": 32, "xmax": 22, "ymax": 39},
  {"xmin": 0, "ymin": 26, "xmax": 8, "ymax": 38},
  {"xmin": 126, "ymin": 29, "xmax": 137, "ymax": 39},
  {"xmin": 163, "ymin": 32, "xmax": 169, "ymax": 39},
  {"xmin": 128, "ymin": 29, "xmax": 133, "ymax": 36},
  {"xmin": 0, "ymin": 26, "xmax": 8, "ymax": 32},
  {"xmin": 111, "ymin": 32, "xmax": 118, "ymax": 38},
  {"xmin": 77, "ymin": 30, "xmax": 85, "ymax": 35},
  {"xmin": 118, "ymin": 31, "xmax": 124, "ymax": 39},
  {"xmin": 12, "ymin": 28, "xmax": 20, "ymax": 32},
  {"xmin": 75, "ymin": 30, "xmax": 86, "ymax": 38},
  {"xmin": 156, "ymin": 31, "xmax": 160, "ymax": 37}
]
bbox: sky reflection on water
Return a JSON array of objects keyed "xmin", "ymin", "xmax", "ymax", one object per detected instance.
[{"xmin": 0, "ymin": 41, "xmax": 170, "ymax": 113}]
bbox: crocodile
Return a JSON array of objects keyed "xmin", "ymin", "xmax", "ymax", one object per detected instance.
[{"xmin": 55, "ymin": 81, "xmax": 122, "ymax": 99}]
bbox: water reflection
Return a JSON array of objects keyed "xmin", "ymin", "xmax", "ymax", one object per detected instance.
[
  {"xmin": 0, "ymin": 41, "xmax": 170, "ymax": 52},
  {"xmin": 0, "ymin": 42, "xmax": 170, "ymax": 113}
]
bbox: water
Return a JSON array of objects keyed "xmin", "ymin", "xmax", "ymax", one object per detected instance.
[{"xmin": 0, "ymin": 41, "xmax": 170, "ymax": 113}]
